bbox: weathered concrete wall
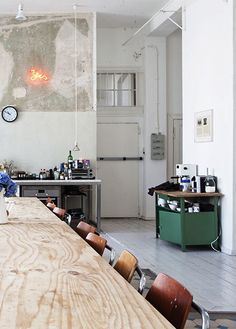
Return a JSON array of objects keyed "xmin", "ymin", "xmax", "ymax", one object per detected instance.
[
  {"xmin": 0, "ymin": 14, "xmax": 96, "ymax": 173},
  {"xmin": 0, "ymin": 14, "xmax": 93, "ymax": 112}
]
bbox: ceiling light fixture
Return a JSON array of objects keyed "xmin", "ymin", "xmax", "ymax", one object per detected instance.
[
  {"xmin": 73, "ymin": 4, "xmax": 80, "ymax": 152},
  {"xmin": 15, "ymin": 3, "xmax": 27, "ymax": 21}
]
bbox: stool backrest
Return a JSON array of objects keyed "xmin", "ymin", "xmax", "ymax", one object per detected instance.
[
  {"xmin": 146, "ymin": 273, "xmax": 192, "ymax": 329},
  {"xmin": 53, "ymin": 207, "xmax": 66, "ymax": 219},
  {"xmin": 114, "ymin": 250, "xmax": 138, "ymax": 283},
  {"xmin": 46, "ymin": 197, "xmax": 56, "ymax": 210},
  {"xmin": 76, "ymin": 221, "xmax": 96, "ymax": 240},
  {"xmin": 85, "ymin": 232, "xmax": 107, "ymax": 256},
  {"xmin": 47, "ymin": 202, "xmax": 56, "ymax": 210}
]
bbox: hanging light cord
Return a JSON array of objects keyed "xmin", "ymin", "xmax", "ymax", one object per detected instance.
[{"xmin": 73, "ymin": 5, "xmax": 79, "ymax": 151}]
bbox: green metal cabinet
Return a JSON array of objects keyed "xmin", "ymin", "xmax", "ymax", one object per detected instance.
[{"xmin": 155, "ymin": 191, "xmax": 222, "ymax": 251}]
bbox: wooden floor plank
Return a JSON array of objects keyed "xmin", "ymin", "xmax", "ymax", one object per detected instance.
[{"xmin": 101, "ymin": 218, "xmax": 236, "ymax": 312}]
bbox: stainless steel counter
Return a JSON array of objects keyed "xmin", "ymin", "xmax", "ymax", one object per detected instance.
[{"xmin": 15, "ymin": 179, "xmax": 102, "ymax": 231}]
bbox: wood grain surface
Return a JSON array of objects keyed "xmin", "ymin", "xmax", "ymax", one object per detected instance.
[
  {"xmin": 0, "ymin": 197, "xmax": 174, "ymax": 329},
  {"xmin": 7, "ymin": 197, "xmax": 58, "ymax": 223},
  {"xmin": 154, "ymin": 190, "xmax": 223, "ymax": 197}
]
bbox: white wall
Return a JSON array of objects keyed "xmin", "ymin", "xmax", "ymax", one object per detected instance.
[
  {"xmin": 0, "ymin": 112, "xmax": 97, "ymax": 173},
  {"xmin": 167, "ymin": 29, "xmax": 182, "ymax": 115},
  {"xmin": 97, "ymin": 28, "xmax": 167, "ymax": 219},
  {"xmin": 166, "ymin": 29, "xmax": 182, "ymax": 178},
  {"xmin": 183, "ymin": 0, "xmax": 235, "ymax": 254},
  {"xmin": 0, "ymin": 14, "xmax": 97, "ymax": 175},
  {"xmin": 97, "ymin": 28, "xmax": 144, "ymax": 68}
]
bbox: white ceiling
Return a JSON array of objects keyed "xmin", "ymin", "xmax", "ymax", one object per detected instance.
[{"xmin": 0, "ymin": 0, "xmax": 170, "ymax": 28}]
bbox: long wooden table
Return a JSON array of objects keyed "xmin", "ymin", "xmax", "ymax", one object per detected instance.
[{"xmin": 1, "ymin": 197, "xmax": 174, "ymax": 329}]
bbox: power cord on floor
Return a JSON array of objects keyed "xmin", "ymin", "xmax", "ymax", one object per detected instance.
[{"xmin": 210, "ymin": 226, "xmax": 221, "ymax": 252}]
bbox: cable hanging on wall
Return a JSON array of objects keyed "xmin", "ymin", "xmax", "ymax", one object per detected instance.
[{"xmin": 73, "ymin": 4, "xmax": 80, "ymax": 152}]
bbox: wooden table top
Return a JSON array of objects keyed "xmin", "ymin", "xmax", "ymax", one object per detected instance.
[
  {"xmin": 0, "ymin": 197, "xmax": 174, "ymax": 329},
  {"xmin": 6, "ymin": 197, "xmax": 58, "ymax": 223},
  {"xmin": 154, "ymin": 190, "xmax": 223, "ymax": 198}
]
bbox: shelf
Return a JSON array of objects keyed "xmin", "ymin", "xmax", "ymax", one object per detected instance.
[{"xmin": 155, "ymin": 190, "xmax": 223, "ymax": 198}]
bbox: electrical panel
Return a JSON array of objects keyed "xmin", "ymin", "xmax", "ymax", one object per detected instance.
[{"xmin": 151, "ymin": 133, "xmax": 165, "ymax": 160}]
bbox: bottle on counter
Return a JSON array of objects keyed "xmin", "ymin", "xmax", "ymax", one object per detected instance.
[
  {"xmin": 49, "ymin": 169, "xmax": 54, "ymax": 180},
  {"xmin": 68, "ymin": 150, "xmax": 73, "ymax": 168},
  {"xmin": 39, "ymin": 169, "xmax": 43, "ymax": 180},
  {"xmin": 43, "ymin": 169, "xmax": 47, "ymax": 180},
  {"xmin": 68, "ymin": 167, "xmax": 72, "ymax": 180},
  {"xmin": 205, "ymin": 176, "xmax": 216, "ymax": 193},
  {"xmin": 191, "ymin": 176, "xmax": 196, "ymax": 192},
  {"xmin": 64, "ymin": 163, "xmax": 68, "ymax": 175},
  {"xmin": 53, "ymin": 166, "xmax": 60, "ymax": 180},
  {"xmin": 180, "ymin": 176, "xmax": 191, "ymax": 192}
]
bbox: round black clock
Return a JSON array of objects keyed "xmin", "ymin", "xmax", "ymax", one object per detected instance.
[{"xmin": 1, "ymin": 106, "xmax": 18, "ymax": 123}]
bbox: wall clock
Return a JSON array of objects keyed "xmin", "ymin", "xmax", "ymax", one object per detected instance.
[{"xmin": 1, "ymin": 106, "xmax": 18, "ymax": 123}]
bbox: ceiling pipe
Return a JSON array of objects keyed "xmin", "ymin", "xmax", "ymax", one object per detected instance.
[{"xmin": 122, "ymin": 0, "xmax": 183, "ymax": 46}]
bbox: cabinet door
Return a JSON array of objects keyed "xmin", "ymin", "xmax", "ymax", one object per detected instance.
[
  {"xmin": 159, "ymin": 211, "xmax": 182, "ymax": 244},
  {"xmin": 183, "ymin": 212, "xmax": 217, "ymax": 245}
]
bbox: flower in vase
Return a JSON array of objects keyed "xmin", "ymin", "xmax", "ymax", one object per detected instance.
[{"xmin": 0, "ymin": 172, "xmax": 17, "ymax": 197}]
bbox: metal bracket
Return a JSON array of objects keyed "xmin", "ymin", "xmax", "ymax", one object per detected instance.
[{"xmin": 160, "ymin": 10, "xmax": 183, "ymax": 30}]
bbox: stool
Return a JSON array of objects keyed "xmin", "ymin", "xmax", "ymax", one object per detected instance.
[
  {"xmin": 64, "ymin": 194, "xmax": 85, "ymax": 211},
  {"xmin": 62, "ymin": 186, "xmax": 91, "ymax": 221}
]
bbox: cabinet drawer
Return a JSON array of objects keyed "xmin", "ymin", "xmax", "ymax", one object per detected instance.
[{"xmin": 21, "ymin": 186, "xmax": 61, "ymax": 197}]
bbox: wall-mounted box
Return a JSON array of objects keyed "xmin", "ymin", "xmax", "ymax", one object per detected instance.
[{"xmin": 151, "ymin": 133, "xmax": 165, "ymax": 160}]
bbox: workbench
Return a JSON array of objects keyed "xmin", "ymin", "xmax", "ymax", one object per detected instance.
[{"xmin": 155, "ymin": 190, "xmax": 222, "ymax": 251}]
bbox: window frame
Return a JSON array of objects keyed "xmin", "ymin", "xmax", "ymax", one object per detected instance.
[{"xmin": 97, "ymin": 70, "xmax": 138, "ymax": 108}]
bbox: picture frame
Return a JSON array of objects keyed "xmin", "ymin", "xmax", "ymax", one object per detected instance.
[{"xmin": 194, "ymin": 109, "xmax": 213, "ymax": 142}]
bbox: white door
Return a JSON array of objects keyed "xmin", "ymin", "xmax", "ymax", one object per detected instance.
[
  {"xmin": 97, "ymin": 123, "xmax": 139, "ymax": 218},
  {"xmin": 167, "ymin": 115, "xmax": 183, "ymax": 177}
]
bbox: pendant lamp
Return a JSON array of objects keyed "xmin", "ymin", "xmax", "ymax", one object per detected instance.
[{"xmin": 15, "ymin": 3, "xmax": 27, "ymax": 21}]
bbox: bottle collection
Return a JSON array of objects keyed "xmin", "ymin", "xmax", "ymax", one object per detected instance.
[
  {"xmin": 174, "ymin": 164, "xmax": 217, "ymax": 193},
  {"xmin": 38, "ymin": 150, "xmax": 93, "ymax": 180}
]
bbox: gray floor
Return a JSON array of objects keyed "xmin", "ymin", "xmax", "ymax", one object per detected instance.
[{"xmin": 101, "ymin": 218, "xmax": 236, "ymax": 313}]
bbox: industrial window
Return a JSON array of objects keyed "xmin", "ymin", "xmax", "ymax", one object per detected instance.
[{"xmin": 97, "ymin": 73, "xmax": 136, "ymax": 107}]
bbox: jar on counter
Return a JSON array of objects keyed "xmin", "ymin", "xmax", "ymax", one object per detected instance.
[
  {"xmin": 205, "ymin": 176, "xmax": 216, "ymax": 193},
  {"xmin": 180, "ymin": 176, "xmax": 191, "ymax": 192}
]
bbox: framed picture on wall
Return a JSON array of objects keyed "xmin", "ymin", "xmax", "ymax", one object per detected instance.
[{"xmin": 194, "ymin": 109, "xmax": 213, "ymax": 142}]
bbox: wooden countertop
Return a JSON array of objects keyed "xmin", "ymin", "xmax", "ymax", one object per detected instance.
[
  {"xmin": 14, "ymin": 179, "xmax": 102, "ymax": 185},
  {"xmin": 154, "ymin": 190, "xmax": 223, "ymax": 197},
  {"xmin": 0, "ymin": 197, "xmax": 174, "ymax": 329}
]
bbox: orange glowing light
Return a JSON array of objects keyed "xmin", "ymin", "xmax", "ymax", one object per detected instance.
[
  {"xmin": 30, "ymin": 68, "xmax": 49, "ymax": 81},
  {"xmin": 26, "ymin": 67, "xmax": 50, "ymax": 85}
]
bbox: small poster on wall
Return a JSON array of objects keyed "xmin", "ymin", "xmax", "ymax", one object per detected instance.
[{"xmin": 194, "ymin": 109, "xmax": 213, "ymax": 142}]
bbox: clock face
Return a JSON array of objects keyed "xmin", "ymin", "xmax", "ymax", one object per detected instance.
[{"xmin": 1, "ymin": 106, "xmax": 18, "ymax": 123}]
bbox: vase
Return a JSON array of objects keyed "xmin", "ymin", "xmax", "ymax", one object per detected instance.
[{"xmin": 0, "ymin": 189, "xmax": 8, "ymax": 224}]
